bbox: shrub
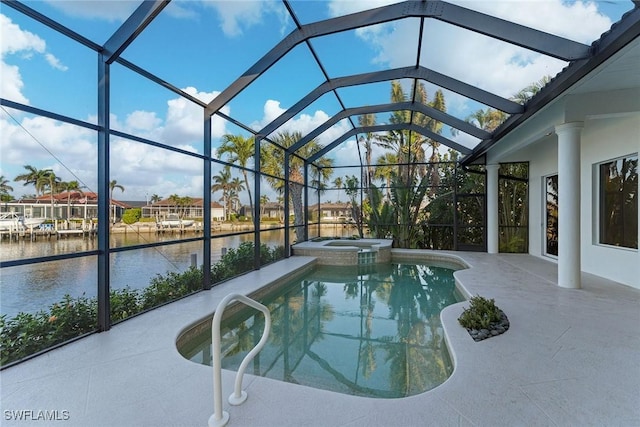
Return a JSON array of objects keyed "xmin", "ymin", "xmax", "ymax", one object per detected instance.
[
  {"xmin": 0, "ymin": 242, "xmax": 284, "ymax": 366},
  {"xmin": 0, "ymin": 295, "xmax": 97, "ymax": 366},
  {"xmin": 458, "ymin": 295, "xmax": 502, "ymax": 330},
  {"xmin": 122, "ymin": 208, "xmax": 142, "ymax": 224}
]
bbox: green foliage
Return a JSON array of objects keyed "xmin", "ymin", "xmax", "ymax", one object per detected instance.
[
  {"xmin": 141, "ymin": 267, "xmax": 203, "ymax": 309},
  {"xmin": 0, "ymin": 242, "xmax": 285, "ymax": 367},
  {"xmin": 122, "ymin": 208, "xmax": 142, "ymax": 224},
  {"xmin": 210, "ymin": 241, "xmax": 283, "ymax": 282},
  {"xmin": 0, "ymin": 295, "xmax": 97, "ymax": 366},
  {"xmin": 110, "ymin": 287, "xmax": 141, "ymax": 322},
  {"xmin": 457, "ymin": 295, "xmax": 502, "ymax": 330}
]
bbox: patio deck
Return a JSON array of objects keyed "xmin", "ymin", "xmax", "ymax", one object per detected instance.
[{"xmin": 2, "ymin": 252, "xmax": 639, "ymax": 426}]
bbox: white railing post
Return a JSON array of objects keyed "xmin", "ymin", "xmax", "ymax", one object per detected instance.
[{"xmin": 209, "ymin": 293, "xmax": 271, "ymax": 427}]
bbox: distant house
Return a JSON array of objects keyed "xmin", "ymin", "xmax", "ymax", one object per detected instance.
[
  {"xmin": 0, "ymin": 192, "xmax": 129, "ymax": 220},
  {"xmin": 243, "ymin": 202, "xmax": 291, "ymax": 220},
  {"xmin": 308, "ymin": 202, "xmax": 352, "ymax": 221},
  {"xmin": 142, "ymin": 198, "xmax": 225, "ymax": 221}
]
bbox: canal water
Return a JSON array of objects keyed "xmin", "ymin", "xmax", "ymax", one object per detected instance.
[{"xmin": 0, "ymin": 225, "xmax": 358, "ymax": 319}]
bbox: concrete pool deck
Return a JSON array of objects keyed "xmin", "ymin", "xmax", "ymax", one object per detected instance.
[{"xmin": 2, "ymin": 251, "xmax": 639, "ymax": 426}]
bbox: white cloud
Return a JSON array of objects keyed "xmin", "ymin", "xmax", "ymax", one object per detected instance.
[
  {"xmin": 202, "ymin": 0, "xmax": 285, "ymax": 37},
  {"xmin": 44, "ymin": 0, "xmax": 140, "ymax": 22},
  {"xmin": 327, "ymin": 0, "xmax": 614, "ymax": 107},
  {"xmin": 0, "ymin": 111, "xmax": 97, "ymax": 192},
  {"xmin": 1, "ymin": 62, "xmax": 28, "ymax": 104},
  {"xmin": 44, "ymin": 53, "xmax": 68, "ymax": 71},
  {"xmin": 0, "ymin": 14, "xmax": 68, "ymax": 105},
  {"xmin": 162, "ymin": 87, "xmax": 229, "ymax": 145},
  {"xmin": 0, "ymin": 14, "xmax": 46, "ymax": 57}
]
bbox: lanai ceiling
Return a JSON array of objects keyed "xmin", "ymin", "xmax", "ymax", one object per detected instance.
[{"xmin": 4, "ymin": 0, "xmax": 640, "ymax": 169}]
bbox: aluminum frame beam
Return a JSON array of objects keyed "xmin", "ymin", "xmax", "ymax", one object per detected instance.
[
  {"xmin": 289, "ymin": 102, "xmax": 490, "ymax": 154},
  {"xmin": 258, "ymin": 66, "xmax": 522, "ymax": 143},
  {"xmin": 102, "ymin": 0, "xmax": 169, "ymax": 64},
  {"xmin": 205, "ymin": 0, "xmax": 590, "ymax": 115},
  {"xmin": 463, "ymin": 7, "xmax": 640, "ymax": 165},
  {"xmin": 308, "ymin": 123, "xmax": 471, "ymax": 164}
]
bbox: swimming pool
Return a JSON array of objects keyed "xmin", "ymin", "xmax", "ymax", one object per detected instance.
[{"xmin": 177, "ymin": 261, "xmax": 464, "ymax": 398}]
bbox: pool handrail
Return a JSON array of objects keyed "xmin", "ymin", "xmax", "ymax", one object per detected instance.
[{"xmin": 209, "ymin": 293, "xmax": 271, "ymax": 427}]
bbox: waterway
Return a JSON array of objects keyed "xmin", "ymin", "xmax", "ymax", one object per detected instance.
[{"xmin": 0, "ymin": 225, "xmax": 358, "ymax": 319}]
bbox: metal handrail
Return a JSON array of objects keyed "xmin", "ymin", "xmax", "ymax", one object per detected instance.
[{"xmin": 209, "ymin": 293, "xmax": 271, "ymax": 427}]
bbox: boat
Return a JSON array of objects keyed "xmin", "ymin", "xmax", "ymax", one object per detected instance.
[
  {"xmin": 159, "ymin": 213, "xmax": 194, "ymax": 228},
  {"xmin": 0, "ymin": 212, "xmax": 47, "ymax": 231}
]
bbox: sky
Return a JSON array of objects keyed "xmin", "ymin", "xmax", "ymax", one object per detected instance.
[{"xmin": 0, "ymin": 0, "xmax": 633, "ymax": 203}]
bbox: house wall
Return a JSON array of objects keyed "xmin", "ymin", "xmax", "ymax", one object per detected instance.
[
  {"xmin": 579, "ymin": 114, "xmax": 639, "ymax": 288},
  {"xmin": 490, "ymin": 94, "xmax": 639, "ymax": 289}
]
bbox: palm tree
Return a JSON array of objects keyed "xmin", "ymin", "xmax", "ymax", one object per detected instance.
[
  {"xmin": 212, "ymin": 166, "xmax": 233, "ymax": 220},
  {"xmin": 466, "ymin": 108, "xmax": 507, "ymax": 132},
  {"xmin": 14, "ymin": 165, "xmax": 53, "ymax": 197},
  {"xmin": 261, "ymin": 131, "xmax": 333, "ymax": 241},
  {"xmin": 344, "ymin": 175, "xmax": 364, "ymax": 237},
  {"xmin": 60, "ymin": 180, "xmax": 84, "ymax": 219},
  {"xmin": 332, "ymin": 176, "xmax": 343, "ymax": 202},
  {"xmin": 357, "ymin": 113, "xmax": 377, "ymax": 190},
  {"xmin": 510, "ymin": 75, "xmax": 551, "ymax": 105},
  {"xmin": 229, "ymin": 177, "xmax": 245, "ymax": 215},
  {"xmin": 168, "ymin": 194, "xmax": 181, "ymax": 215},
  {"xmin": 0, "ymin": 175, "xmax": 14, "ymax": 202},
  {"xmin": 260, "ymin": 194, "xmax": 269, "ymax": 218},
  {"xmin": 40, "ymin": 170, "xmax": 60, "ymax": 219},
  {"xmin": 149, "ymin": 194, "xmax": 161, "ymax": 204},
  {"xmin": 374, "ymin": 153, "xmax": 398, "ymax": 200},
  {"xmin": 218, "ymin": 134, "xmax": 255, "ymax": 218},
  {"xmin": 109, "ymin": 180, "xmax": 125, "ymax": 224}
]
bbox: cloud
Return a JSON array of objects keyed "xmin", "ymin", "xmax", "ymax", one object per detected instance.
[
  {"xmin": 0, "ymin": 14, "xmax": 46, "ymax": 57},
  {"xmin": 1, "ymin": 62, "xmax": 28, "ymax": 104},
  {"xmin": 202, "ymin": 0, "xmax": 286, "ymax": 37},
  {"xmin": 162, "ymin": 87, "xmax": 229, "ymax": 145},
  {"xmin": 43, "ymin": 0, "xmax": 140, "ymax": 22},
  {"xmin": 1, "ymin": 14, "xmax": 68, "ymax": 105},
  {"xmin": 2, "ymin": 85, "xmax": 229, "ymax": 199},
  {"xmin": 326, "ymin": 0, "xmax": 613, "ymax": 106},
  {"xmin": 44, "ymin": 53, "xmax": 68, "ymax": 71}
]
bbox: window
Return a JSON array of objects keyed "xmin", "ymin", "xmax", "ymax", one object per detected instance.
[
  {"xmin": 545, "ymin": 175, "xmax": 558, "ymax": 256},
  {"xmin": 599, "ymin": 155, "xmax": 638, "ymax": 249}
]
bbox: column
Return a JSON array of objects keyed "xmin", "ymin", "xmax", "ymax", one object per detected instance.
[
  {"xmin": 486, "ymin": 164, "xmax": 499, "ymax": 254},
  {"xmin": 555, "ymin": 122, "xmax": 583, "ymax": 289}
]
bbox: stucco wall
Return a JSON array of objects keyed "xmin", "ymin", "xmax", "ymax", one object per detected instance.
[
  {"xmin": 579, "ymin": 114, "xmax": 639, "ymax": 288},
  {"xmin": 498, "ymin": 114, "xmax": 639, "ymax": 288}
]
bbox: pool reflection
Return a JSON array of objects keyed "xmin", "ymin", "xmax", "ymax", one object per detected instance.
[{"xmin": 180, "ymin": 263, "xmax": 462, "ymax": 398}]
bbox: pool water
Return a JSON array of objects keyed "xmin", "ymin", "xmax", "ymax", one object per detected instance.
[{"xmin": 178, "ymin": 262, "xmax": 463, "ymax": 398}]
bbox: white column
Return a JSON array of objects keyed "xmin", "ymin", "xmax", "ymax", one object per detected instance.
[
  {"xmin": 486, "ymin": 164, "xmax": 499, "ymax": 254},
  {"xmin": 555, "ymin": 122, "xmax": 583, "ymax": 289}
]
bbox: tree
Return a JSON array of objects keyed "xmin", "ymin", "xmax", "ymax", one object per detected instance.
[
  {"xmin": 229, "ymin": 177, "xmax": 244, "ymax": 215},
  {"xmin": 261, "ymin": 131, "xmax": 333, "ymax": 241},
  {"xmin": 168, "ymin": 194, "xmax": 181, "ymax": 214},
  {"xmin": 374, "ymin": 153, "xmax": 398, "ymax": 200},
  {"xmin": 510, "ymin": 75, "xmax": 551, "ymax": 105},
  {"xmin": 357, "ymin": 114, "xmax": 377, "ymax": 190},
  {"xmin": 219, "ymin": 134, "xmax": 255, "ymax": 218},
  {"xmin": 110, "ymin": 180, "xmax": 125, "ymax": 223},
  {"xmin": 212, "ymin": 166, "xmax": 233, "ymax": 220},
  {"xmin": 149, "ymin": 194, "xmax": 161, "ymax": 204},
  {"xmin": 465, "ymin": 108, "xmax": 508, "ymax": 132},
  {"xmin": 14, "ymin": 165, "xmax": 53, "ymax": 197},
  {"xmin": 260, "ymin": 194, "xmax": 269, "ymax": 218},
  {"xmin": 344, "ymin": 175, "xmax": 364, "ymax": 237},
  {"xmin": 60, "ymin": 180, "xmax": 84, "ymax": 219},
  {"xmin": 332, "ymin": 177, "xmax": 343, "ymax": 202},
  {"xmin": 0, "ymin": 175, "xmax": 14, "ymax": 202}
]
